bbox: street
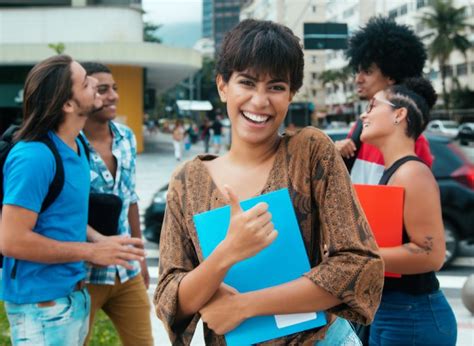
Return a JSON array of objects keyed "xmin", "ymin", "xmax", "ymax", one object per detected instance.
[{"xmin": 137, "ymin": 131, "xmax": 474, "ymax": 346}]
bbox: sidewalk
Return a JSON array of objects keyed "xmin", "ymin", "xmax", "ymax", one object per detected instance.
[{"xmin": 137, "ymin": 131, "xmax": 473, "ymax": 346}]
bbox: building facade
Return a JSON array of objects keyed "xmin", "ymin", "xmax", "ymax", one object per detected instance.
[
  {"xmin": 0, "ymin": 0, "xmax": 202, "ymax": 151},
  {"xmin": 322, "ymin": 0, "xmax": 474, "ymax": 119}
]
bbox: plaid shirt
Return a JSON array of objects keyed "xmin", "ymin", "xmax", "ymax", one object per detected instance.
[{"xmin": 84, "ymin": 121, "xmax": 140, "ymax": 285}]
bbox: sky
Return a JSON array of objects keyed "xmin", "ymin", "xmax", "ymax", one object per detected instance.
[{"xmin": 142, "ymin": 0, "xmax": 202, "ymax": 24}]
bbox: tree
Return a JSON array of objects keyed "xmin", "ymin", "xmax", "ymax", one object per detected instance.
[
  {"xmin": 421, "ymin": 0, "xmax": 473, "ymax": 110},
  {"xmin": 143, "ymin": 22, "xmax": 162, "ymax": 43},
  {"xmin": 48, "ymin": 43, "xmax": 65, "ymax": 54}
]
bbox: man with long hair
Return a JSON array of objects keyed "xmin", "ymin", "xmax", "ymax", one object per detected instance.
[
  {"xmin": 0, "ymin": 55, "xmax": 145, "ymax": 345},
  {"xmin": 335, "ymin": 17, "xmax": 433, "ymax": 184},
  {"xmin": 81, "ymin": 62, "xmax": 153, "ymax": 346}
]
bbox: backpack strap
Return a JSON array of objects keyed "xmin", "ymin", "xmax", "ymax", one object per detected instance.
[
  {"xmin": 77, "ymin": 133, "xmax": 90, "ymax": 162},
  {"xmin": 38, "ymin": 136, "xmax": 64, "ymax": 213},
  {"xmin": 379, "ymin": 155, "xmax": 425, "ymax": 185},
  {"xmin": 343, "ymin": 119, "xmax": 363, "ymax": 172}
]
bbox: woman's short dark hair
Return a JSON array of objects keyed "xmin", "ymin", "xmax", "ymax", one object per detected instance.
[
  {"xmin": 216, "ymin": 19, "xmax": 304, "ymax": 93},
  {"xmin": 15, "ymin": 54, "xmax": 74, "ymax": 142},
  {"xmin": 346, "ymin": 16, "xmax": 427, "ymax": 83},
  {"xmin": 386, "ymin": 77, "xmax": 437, "ymax": 139}
]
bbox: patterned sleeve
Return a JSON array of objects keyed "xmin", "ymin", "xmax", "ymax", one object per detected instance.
[
  {"xmin": 153, "ymin": 166, "xmax": 200, "ymax": 345},
  {"xmin": 128, "ymin": 129, "xmax": 139, "ymax": 204},
  {"xmin": 303, "ymin": 132, "xmax": 384, "ymax": 325}
]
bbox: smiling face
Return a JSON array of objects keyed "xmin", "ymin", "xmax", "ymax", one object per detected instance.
[
  {"xmin": 217, "ymin": 70, "xmax": 293, "ymax": 145},
  {"xmin": 88, "ymin": 72, "xmax": 118, "ymax": 122},
  {"xmin": 360, "ymin": 90, "xmax": 400, "ymax": 145}
]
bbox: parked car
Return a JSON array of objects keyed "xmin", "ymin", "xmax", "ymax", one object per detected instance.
[
  {"xmin": 458, "ymin": 122, "xmax": 474, "ymax": 146},
  {"xmin": 143, "ymin": 129, "xmax": 474, "ymax": 267},
  {"xmin": 426, "ymin": 120, "xmax": 459, "ymax": 139}
]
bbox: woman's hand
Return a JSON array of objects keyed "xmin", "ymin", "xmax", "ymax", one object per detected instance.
[
  {"xmin": 220, "ymin": 185, "xmax": 278, "ymax": 265},
  {"xmin": 200, "ymin": 283, "xmax": 246, "ymax": 335}
]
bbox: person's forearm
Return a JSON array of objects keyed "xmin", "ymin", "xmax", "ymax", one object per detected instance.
[
  {"xmin": 380, "ymin": 242, "xmax": 444, "ymax": 274},
  {"xmin": 176, "ymin": 242, "xmax": 235, "ymax": 321},
  {"xmin": 239, "ymin": 277, "xmax": 341, "ymax": 319},
  {"xmin": 3, "ymin": 230, "xmax": 94, "ymax": 264},
  {"xmin": 128, "ymin": 203, "xmax": 143, "ymax": 244}
]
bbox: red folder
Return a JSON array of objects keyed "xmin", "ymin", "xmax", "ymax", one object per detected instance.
[{"xmin": 354, "ymin": 184, "xmax": 404, "ymax": 278}]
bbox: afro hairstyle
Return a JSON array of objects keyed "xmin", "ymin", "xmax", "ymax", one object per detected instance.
[{"xmin": 346, "ymin": 16, "xmax": 427, "ymax": 83}]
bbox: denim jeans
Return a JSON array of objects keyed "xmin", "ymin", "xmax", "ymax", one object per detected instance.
[
  {"xmin": 370, "ymin": 290, "xmax": 457, "ymax": 345},
  {"xmin": 317, "ymin": 317, "xmax": 362, "ymax": 345},
  {"xmin": 5, "ymin": 288, "xmax": 90, "ymax": 346}
]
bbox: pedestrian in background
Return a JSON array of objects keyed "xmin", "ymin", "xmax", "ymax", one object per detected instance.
[
  {"xmin": 81, "ymin": 62, "xmax": 153, "ymax": 346},
  {"xmin": 335, "ymin": 17, "xmax": 433, "ymax": 183},
  {"xmin": 0, "ymin": 55, "xmax": 144, "ymax": 346},
  {"xmin": 155, "ymin": 19, "xmax": 383, "ymax": 345},
  {"xmin": 200, "ymin": 117, "xmax": 212, "ymax": 153},
  {"xmin": 172, "ymin": 119, "xmax": 185, "ymax": 161},
  {"xmin": 211, "ymin": 114, "xmax": 223, "ymax": 154},
  {"xmin": 360, "ymin": 77, "xmax": 457, "ymax": 346}
]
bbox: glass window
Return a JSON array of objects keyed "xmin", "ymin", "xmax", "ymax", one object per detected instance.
[
  {"xmin": 388, "ymin": 9, "xmax": 398, "ymax": 19},
  {"xmin": 400, "ymin": 4, "xmax": 408, "ymax": 15},
  {"xmin": 416, "ymin": 0, "xmax": 426, "ymax": 9},
  {"xmin": 456, "ymin": 63, "xmax": 467, "ymax": 76}
]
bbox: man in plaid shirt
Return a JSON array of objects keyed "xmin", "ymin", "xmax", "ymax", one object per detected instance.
[{"xmin": 81, "ymin": 62, "xmax": 152, "ymax": 346}]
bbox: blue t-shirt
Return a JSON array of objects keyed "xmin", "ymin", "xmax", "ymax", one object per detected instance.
[{"xmin": 1, "ymin": 132, "xmax": 90, "ymax": 304}]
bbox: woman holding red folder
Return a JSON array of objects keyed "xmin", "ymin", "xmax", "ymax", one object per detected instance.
[
  {"xmin": 154, "ymin": 19, "xmax": 384, "ymax": 345},
  {"xmin": 360, "ymin": 78, "xmax": 457, "ymax": 345}
]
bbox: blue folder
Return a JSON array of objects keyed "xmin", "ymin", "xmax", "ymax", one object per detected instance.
[{"xmin": 193, "ymin": 188, "xmax": 326, "ymax": 345}]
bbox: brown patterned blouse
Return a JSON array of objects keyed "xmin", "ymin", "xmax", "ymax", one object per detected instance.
[{"xmin": 154, "ymin": 127, "xmax": 383, "ymax": 345}]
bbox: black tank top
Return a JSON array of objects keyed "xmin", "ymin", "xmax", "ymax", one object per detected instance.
[{"xmin": 379, "ymin": 156, "xmax": 440, "ymax": 295}]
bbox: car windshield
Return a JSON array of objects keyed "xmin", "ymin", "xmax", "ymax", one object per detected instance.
[{"xmin": 443, "ymin": 122, "xmax": 458, "ymax": 129}]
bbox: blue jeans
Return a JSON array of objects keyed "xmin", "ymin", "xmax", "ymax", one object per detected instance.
[
  {"xmin": 5, "ymin": 288, "xmax": 90, "ymax": 346},
  {"xmin": 370, "ymin": 290, "xmax": 457, "ymax": 345},
  {"xmin": 317, "ymin": 317, "xmax": 362, "ymax": 345}
]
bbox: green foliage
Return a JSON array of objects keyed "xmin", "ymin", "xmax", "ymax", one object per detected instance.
[
  {"xmin": 48, "ymin": 42, "xmax": 66, "ymax": 54},
  {"xmin": 144, "ymin": 22, "xmax": 162, "ymax": 43},
  {"xmin": 420, "ymin": 0, "xmax": 473, "ymax": 109},
  {"xmin": 451, "ymin": 86, "xmax": 474, "ymax": 109},
  {"xmin": 0, "ymin": 302, "xmax": 119, "ymax": 346},
  {"xmin": 0, "ymin": 301, "xmax": 11, "ymax": 345}
]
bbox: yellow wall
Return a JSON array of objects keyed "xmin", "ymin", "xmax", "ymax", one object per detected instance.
[{"xmin": 108, "ymin": 65, "xmax": 144, "ymax": 153}]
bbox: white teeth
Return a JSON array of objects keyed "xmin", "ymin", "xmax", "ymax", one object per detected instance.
[{"xmin": 242, "ymin": 111, "xmax": 269, "ymax": 123}]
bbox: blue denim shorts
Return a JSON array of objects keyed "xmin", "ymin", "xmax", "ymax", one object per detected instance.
[
  {"xmin": 370, "ymin": 290, "xmax": 457, "ymax": 345},
  {"xmin": 5, "ymin": 288, "xmax": 90, "ymax": 346},
  {"xmin": 317, "ymin": 317, "xmax": 362, "ymax": 345}
]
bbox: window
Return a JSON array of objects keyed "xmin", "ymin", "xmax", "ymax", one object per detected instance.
[
  {"xmin": 388, "ymin": 9, "xmax": 398, "ymax": 19},
  {"xmin": 456, "ymin": 63, "xmax": 467, "ymax": 76},
  {"xmin": 470, "ymin": 61, "xmax": 474, "ymax": 73},
  {"xmin": 429, "ymin": 69, "xmax": 438, "ymax": 80},
  {"xmin": 443, "ymin": 65, "xmax": 453, "ymax": 77},
  {"xmin": 400, "ymin": 4, "xmax": 408, "ymax": 16},
  {"xmin": 416, "ymin": 0, "xmax": 426, "ymax": 9},
  {"xmin": 311, "ymin": 55, "xmax": 317, "ymax": 64},
  {"xmin": 312, "ymin": 89, "xmax": 317, "ymax": 97},
  {"xmin": 312, "ymin": 5, "xmax": 316, "ymax": 13},
  {"xmin": 312, "ymin": 72, "xmax": 317, "ymax": 80}
]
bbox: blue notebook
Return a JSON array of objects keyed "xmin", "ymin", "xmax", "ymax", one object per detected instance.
[{"xmin": 193, "ymin": 188, "xmax": 326, "ymax": 346}]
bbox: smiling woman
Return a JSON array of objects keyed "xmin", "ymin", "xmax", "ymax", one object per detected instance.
[{"xmin": 154, "ymin": 19, "xmax": 384, "ymax": 345}]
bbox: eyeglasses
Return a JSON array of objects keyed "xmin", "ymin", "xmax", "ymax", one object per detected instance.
[{"xmin": 366, "ymin": 97, "xmax": 396, "ymax": 114}]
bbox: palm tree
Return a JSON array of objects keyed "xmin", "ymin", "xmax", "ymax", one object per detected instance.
[{"xmin": 421, "ymin": 0, "xmax": 473, "ymax": 110}]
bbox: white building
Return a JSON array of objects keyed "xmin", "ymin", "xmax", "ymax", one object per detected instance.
[
  {"xmin": 0, "ymin": 0, "xmax": 202, "ymax": 151},
  {"xmin": 322, "ymin": 0, "xmax": 474, "ymax": 117}
]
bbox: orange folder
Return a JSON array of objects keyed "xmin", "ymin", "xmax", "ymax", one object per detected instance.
[{"xmin": 354, "ymin": 184, "xmax": 404, "ymax": 278}]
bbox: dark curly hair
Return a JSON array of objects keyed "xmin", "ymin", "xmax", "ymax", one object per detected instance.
[
  {"xmin": 216, "ymin": 19, "xmax": 304, "ymax": 93},
  {"xmin": 346, "ymin": 16, "xmax": 427, "ymax": 83},
  {"xmin": 386, "ymin": 77, "xmax": 437, "ymax": 139}
]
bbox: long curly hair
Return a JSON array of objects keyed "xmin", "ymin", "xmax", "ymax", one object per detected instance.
[{"xmin": 346, "ymin": 16, "xmax": 427, "ymax": 83}]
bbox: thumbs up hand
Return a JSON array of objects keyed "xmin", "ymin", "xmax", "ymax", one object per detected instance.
[{"xmin": 221, "ymin": 185, "xmax": 278, "ymax": 265}]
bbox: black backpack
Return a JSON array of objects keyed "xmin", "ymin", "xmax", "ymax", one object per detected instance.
[{"xmin": 0, "ymin": 125, "xmax": 89, "ymax": 276}]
